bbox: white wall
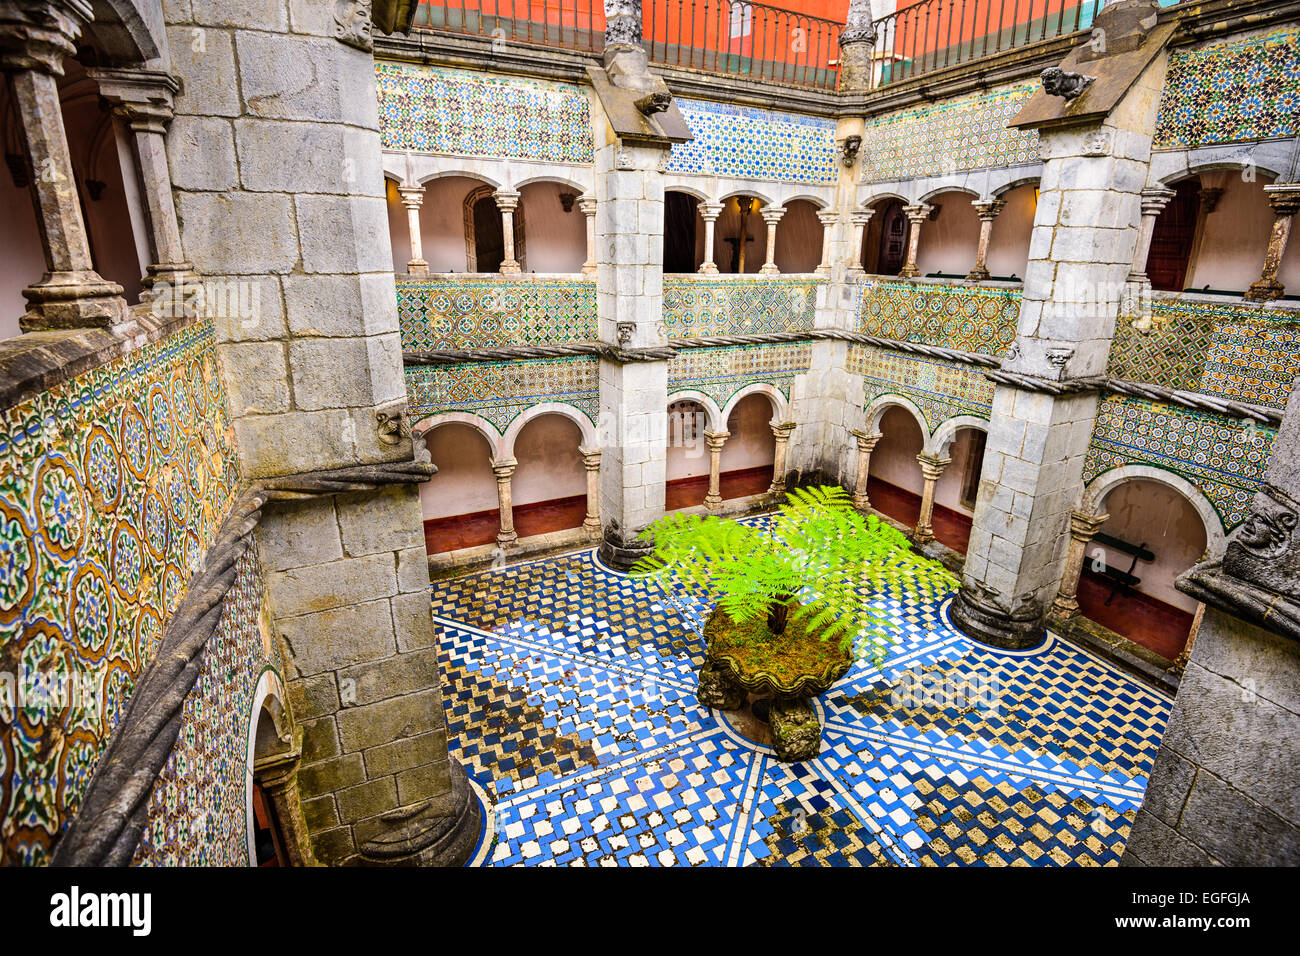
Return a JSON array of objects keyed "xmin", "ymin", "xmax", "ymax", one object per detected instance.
[
  {"xmin": 774, "ymin": 199, "xmax": 823, "ymax": 273},
  {"xmin": 986, "ymin": 183, "xmax": 1036, "ymax": 280},
  {"xmin": 916, "ymin": 192, "xmax": 981, "ymax": 277},
  {"xmin": 869, "ymin": 405, "xmax": 924, "ymax": 493},
  {"xmin": 933, "ymin": 427, "xmax": 982, "ymax": 516},
  {"xmin": 420, "ymin": 422, "xmax": 497, "ymax": 519},
  {"xmin": 1095, "ymin": 478, "xmax": 1209, "ymax": 613},
  {"xmin": 721, "ymin": 393, "xmax": 776, "ymax": 471},
  {"xmin": 518, "ymin": 181, "xmax": 586, "ymax": 273},
  {"xmin": 1187, "ymin": 174, "xmax": 1300, "ymax": 293},
  {"xmin": 511, "ymin": 413, "xmax": 586, "ymax": 506},
  {"xmin": 666, "ymin": 401, "xmax": 710, "ymax": 481}
]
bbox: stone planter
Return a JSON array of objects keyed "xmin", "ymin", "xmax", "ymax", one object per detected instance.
[{"xmin": 697, "ymin": 604, "xmax": 852, "ymax": 762}]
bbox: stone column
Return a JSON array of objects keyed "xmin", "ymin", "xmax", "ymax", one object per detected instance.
[
  {"xmin": 838, "ymin": 0, "xmax": 878, "ymax": 93},
  {"xmin": 397, "ymin": 186, "xmax": 429, "ymax": 275},
  {"xmin": 815, "ymin": 210, "xmax": 838, "ymax": 275},
  {"xmin": 1127, "ymin": 185, "xmax": 1175, "ymax": 293},
  {"xmin": 768, "ymin": 421, "xmax": 796, "ymax": 497},
  {"xmin": 703, "ymin": 428, "xmax": 729, "ymax": 510},
  {"xmin": 759, "ymin": 206, "xmax": 786, "ymax": 275},
  {"xmin": 897, "ymin": 203, "xmax": 932, "ymax": 278},
  {"xmin": 581, "ymin": 446, "xmax": 602, "ymax": 536},
  {"xmin": 253, "ymin": 736, "xmax": 320, "ymax": 867},
  {"xmin": 847, "ymin": 209, "xmax": 874, "ymax": 275},
  {"xmin": 1049, "ymin": 510, "xmax": 1110, "ymax": 618},
  {"xmin": 966, "ymin": 199, "xmax": 1006, "ymax": 281},
  {"xmin": 0, "ymin": 2, "xmax": 129, "ymax": 331},
  {"xmin": 1245, "ymin": 184, "xmax": 1300, "ymax": 302},
  {"xmin": 579, "ymin": 195, "xmax": 598, "ymax": 276},
  {"xmin": 492, "ymin": 458, "xmax": 518, "ymax": 546},
  {"xmin": 950, "ymin": 21, "xmax": 1168, "ymax": 651},
  {"xmin": 850, "ymin": 428, "xmax": 881, "ymax": 510},
  {"xmin": 495, "ymin": 188, "xmax": 522, "ymax": 274},
  {"xmin": 913, "ymin": 452, "xmax": 950, "ymax": 545},
  {"xmin": 91, "ymin": 68, "xmax": 194, "ymax": 291},
  {"xmin": 697, "ymin": 201, "xmax": 722, "ymax": 274}
]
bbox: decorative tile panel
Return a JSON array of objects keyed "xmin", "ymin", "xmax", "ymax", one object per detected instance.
[
  {"xmin": 667, "ymin": 99, "xmax": 837, "ymax": 184},
  {"xmin": 376, "ymin": 61, "xmax": 594, "ymax": 163},
  {"xmin": 1109, "ymin": 298, "xmax": 1300, "ymax": 411},
  {"xmin": 1083, "ymin": 396, "xmax": 1276, "ymax": 531},
  {"xmin": 405, "ymin": 357, "xmax": 599, "ymax": 433},
  {"xmin": 0, "ymin": 321, "xmax": 244, "ymax": 865},
  {"xmin": 848, "ymin": 344, "xmax": 993, "ymax": 431},
  {"xmin": 398, "ymin": 277, "xmax": 598, "ymax": 350},
  {"xmin": 861, "ymin": 83, "xmax": 1040, "ymax": 183},
  {"xmin": 661, "ymin": 276, "xmax": 822, "ymax": 339},
  {"xmin": 667, "ymin": 344, "xmax": 812, "ymax": 412},
  {"xmin": 858, "ymin": 279, "xmax": 1020, "ymax": 356},
  {"xmin": 1153, "ymin": 28, "xmax": 1300, "ymax": 149}
]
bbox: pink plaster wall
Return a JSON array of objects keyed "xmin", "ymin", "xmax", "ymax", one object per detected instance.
[
  {"xmin": 511, "ymin": 413, "xmax": 586, "ymax": 506},
  {"xmin": 773, "ymin": 199, "xmax": 823, "ymax": 274},
  {"xmin": 1095, "ymin": 478, "xmax": 1209, "ymax": 612},
  {"xmin": 419, "ymin": 422, "xmax": 497, "ymax": 519},
  {"xmin": 869, "ymin": 405, "xmax": 924, "ymax": 494},
  {"xmin": 916, "ymin": 192, "xmax": 980, "ymax": 276},
  {"xmin": 666, "ymin": 400, "xmax": 710, "ymax": 481},
  {"xmin": 1186, "ymin": 174, "xmax": 1300, "ymax": 293},
  {"xmin": 518, "ymin": 181, "xmax": 586, "ymax": 274},
  {"xmin": 721, "ymin": 392, "xmax": 776, "ymax": 471},
  {"xmin": 985, "ymin": 183, "xmax": 1036, "ymax": 280},
  {"xmin": 932, "ymin": 427, "xmax": 982, "ymax": 515}
]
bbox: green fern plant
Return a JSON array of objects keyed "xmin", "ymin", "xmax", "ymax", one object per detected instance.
[{"xmin": 633, "ymin": 485, "xmax": 958, "ymax": 666}]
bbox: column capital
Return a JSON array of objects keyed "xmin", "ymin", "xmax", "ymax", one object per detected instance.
[
  {"xmin": 760, "ymin": 206, "xmax": 787, "ymax": 225},
  {"xmin": 851, "ymin": 428, "xmax": 882, "ymax": 452},
  {"xmin": 1264, "ymin": 183, "xmax": 1300, "ymax": 217},
  {"xmin": 494, "ymin": 188, "xmax": 521, "ymax": 211},
  {"xmin": 971, "ymin": 198, "xmax": 1006, "ymax": 221},
  {"xmin": 849, "ymin": 208, "xmax": 875, "ymax": 226},
  {"xmin": 902, "ymin": 203, "xmax": 933, "ymax": 224},
  {"xmin": 704, "ymin": 428, "xmax": 730, "ymax": 450},
  {"xmin": 1139, "ymin": 185, "xmax": 1176, "ymax": 215},
  {"xmin": 917, "ymin": 452, "xmax": 950, "ymax": 480},
  {"xmin": 491, "ymin": 458, "xmax": 518, "ymax": 479},
  {"xmin": 698, "ymin": 201, "xmax": 723, "ymax": 221},
  {"xmin": 88, "ymin": 68, "xmax": 180, "ymax": 131},
  {"xmin": 0, "ymin": 0, "xmax": 90, "ymax": 75},
  {"xmin": 579, "ymin": 446, "xmax": 602, "ymax": 469},
  {"xmin": 577, "ymin": 195, "xmax": 597, "ymax": 216},
  {"xmin": 1068, "ymin": 509, "xmax": 1109, "ymax": 541},
  {"xmin": 816, "ymin": 209, "xmax": 840, "ymax": 226},
  {"xmin": 770, "ymin": 421, "xmax": 796, "ymax": 440},
  {"xmin": 396, "ymin": 185, "xmax": 425, "ymax": 208}
]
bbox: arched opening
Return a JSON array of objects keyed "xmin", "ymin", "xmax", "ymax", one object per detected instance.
[
  {"xmin": 930, "ymin": 425, "xmax": 987, "ymax": 553},
  {"xmin": 914, "ymin": 191, "xmax": 979, "ymax": 278},
  {"xmin": 1176, "ymin": 170, "xmax": 1300, "ymax": 295},
  {"xmin": 518, "ymin": 181, "xmax": 584, "ymax": 273},
  {"xmin": 665, "ymin": 190, "xmax": 701, "ymax": 273},
  {"xmin": 1146, "ymin": 178, "xmax": 1201, "ymax": 292},
  {"xmin": 721, "ymin": 393, "xmax": 777, "ymax": 497},
  {"xmin": 1079, "ymin": 478, "xmax": 1210, "ymax": 661},
  {"xmin": 664, "ymin": 398, "xmax": 710, "ymax": 509},
  {"xmin": 862, "ymin": 198, "xmax": 909, "ymax": 276},
  {"xmin": 383, "ymin": 175, "xmax": 526, "ymax": 274},
  {"xmin": 466, "ymin": 184, "xmax": 510, "ymax": 273},
  {"xmin": 986, "ymin": 183, "xmax": 1037, "ymax": 280},
  {"xmin": 420, "ymin": 422, "xmax": 498, "ymax": 552},
  {"xmin": 773, "ymin": 198, "xmax": 823, "ymax": 274},
  {"xmin": 714, "ymin": 194, "xmax": 768, "ymax": 274},
  {"xmin": 865, "ymin": 405, "xmax": 925, "ymax": 526},
  {"xmin": 250, "ymin": 704, "xmax": 290, "ymax": 867},
  {"xmin": 510, "ymin": 413, "xmax": 586, "ymax": 536}
]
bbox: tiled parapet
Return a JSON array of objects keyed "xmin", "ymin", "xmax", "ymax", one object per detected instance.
[
  {"xmin": 666, "ymin": 343, "xmax": 811, "ymax": 414},
  {"xmin": 847, "ymin": 344, "xmax": 994, "ymax": 432},
  {"xmin": 1109, "ymin": 295, "xmax": 1300, "ymax": 412},
  {"xmin": 857, "ymin": 277, "xmax": 1021, "ymax": 357},
  {"xmin": 1152, "ymin": 26, "xmax": 1300, "ymax": 151},
  {"xmin": 405, "ymin": 357, "xmax": 599, "ymax": 434},
  {"xmin": 397, "ymin": 275, "xmax": 598, "ymax": 351},
  {"xmin": 661, "ymin": 275, "xmax": 823, "ymax": 339},
  {"xmin": 667, "ymin": 99, "xmax": 837, "ymax": 185}
]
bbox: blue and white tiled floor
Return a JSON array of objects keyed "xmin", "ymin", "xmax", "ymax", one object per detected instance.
[{"xmin": 432, "ymin": 528, "xmax": 1172, "ymax": 867}]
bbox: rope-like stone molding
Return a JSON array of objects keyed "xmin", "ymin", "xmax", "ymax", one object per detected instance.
[
  {"xmin": 982, "ymin": 369, "xmax": 1108, "ymax": 394},
  {"xmin": 1103, "ymin": 378, "xmax": 1281, "ymax": 426},
  {"xmin": 50, "ymin": 458, "xmax": 436, "ymax": 866}
]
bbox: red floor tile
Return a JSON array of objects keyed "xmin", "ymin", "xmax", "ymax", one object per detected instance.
[
  {"xmin": 866, "ymin": 476, "xmax": 972, "ymax": 554},
  {"xmin": 424, "ymin": 494, "xmax": 586, "ymax": 554},
  {"xmin": 665, "ymin": 465, "xmax": 774, "ymax": 511},
  {"xmin": 1076, "ymin": 569, "xmax": 1193, "ymax": 662}
]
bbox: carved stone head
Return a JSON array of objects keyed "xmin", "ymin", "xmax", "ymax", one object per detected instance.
[{"xmin": 1041, "ymin": 66, "xmax": 1094, "ymax": 100}]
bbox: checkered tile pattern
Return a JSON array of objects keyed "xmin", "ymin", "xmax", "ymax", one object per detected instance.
[{"xmin": 435, "ymin": 520, "xmax": 1172, "ymax": 866}]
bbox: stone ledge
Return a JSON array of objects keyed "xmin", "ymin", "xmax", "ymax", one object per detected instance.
[{"xmin": 1047, "ymin": 611, "xmax": 1181, "ymax": 696}]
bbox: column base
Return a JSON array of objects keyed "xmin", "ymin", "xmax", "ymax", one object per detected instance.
[
  {"xmin": 500, "ymin": 261, "xmax": 522, "ymax": 275},
  {"xmin": 581, "ymin": 263, "xmax": 598, "ymax": 277},
  {"xmin": 759, "ymin": 263, "xmax": 780, "ymax": 276},
  {"xmin": 698, "ymin": 263, "xmax": 719, "ymax": 275},
  {"xmin": 851, "ymin": 493, "xmax": 871, "ymax": 511},
  {"xmin": 1245, "ymin": 278, "xmax": 1285, "ymax": 302},
  {"xmin": 496, "ymin": 530, "xmax": 518, "ymax": 548},
  {"xmin": 948, "ymin": 585, "xmax": 1045, "ymax": 650},
  {"xmin": 766, "ymin": 481, "xmax": 786, "ymax": 500},
  {"xmin": 814, "ymin": 264, "xmax": 832, "ymax": 276},
  {"xmin": 1050, "ymin": 594, "xmax": 1081, "ymax": 618},
  {"xmin": 912, "ymin": 528, "xmax": 935, "ymax": 547},
  {"xmin": 142, "ymin": 261, "xmax": 197, "ymax": 287},
  {"xmin": 19, "ymin": 271, "xmax": 130, "ymax": 332},
  {"xmin": 582, "ymin": 516, "xmax": 602, "ymax": 538},
  {"xmin": 356, "ymin": 760, "xmax": 482, "ymax": 866},
  {"xmin": 406, "ymin": 259, "xmax": 430, "ymax": 276},
  {"xmin": 703, "ymin": 492, "xmax": 723, "ymax": 511},
  {"xmin": 897, "ymin": 266, "xmax": 920, "ymax": 279},
  {"xmin": 965, "ymin": 268, "xmax": 990, "ymax": 282},
  {"xmin": 599, "ymin": 520, "xmax": 654, "ymax": 572}
]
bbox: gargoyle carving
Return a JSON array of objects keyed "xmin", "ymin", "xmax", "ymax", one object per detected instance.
[
  {"xmin": 635, "ymin": 90, "xmax": 671, "ymax": 115},
  {"xmin": 1041, "ymin": 66, "xmax": 1095, "ymax": 100}
]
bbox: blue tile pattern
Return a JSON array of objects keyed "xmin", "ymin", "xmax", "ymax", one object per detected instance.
[
  {"xmin": 668, "ymin": 99, "xmax": 837, "ymax": 185},
  {"xmin": 433, "ymin": 519, "xmax": 1171, "ymax": 866}
]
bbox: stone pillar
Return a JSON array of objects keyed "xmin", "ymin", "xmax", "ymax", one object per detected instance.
[
  {"xmin": 0, "ymin": 2, "xmax": 129, "ymax": 331},
  {"xmin": 768, "ymin": 421, "xmax": 796, "ymax": 497},
  {"xmin": 850, "ymin": 428, "xmax": 881, "ymax": 510},
  {"xmin": 847, "ymin": 209, "xmax": 874, "ymax": 275},
  {"xmin": 579, "ymin": 195, "xmax": 598, "ymax": 276},
  {"xmin": 492, "ymin": 458, "xmax": 518, "ymax": 546},
  {"xmin": 397, "ymin": 186, "xmax": 429, "ymax": 276},
  {"xmin": 581, "ymin": 446, "xmax": 602, "ymax": 536},
  {"xmin": 815, "ymin": 210, "xmax": 838, "ymax": 275},
  {"xmin": 697, "ymin": 201, "xmax": 722, "ymax": 274},
  {"xmin": 837, "ymin": 0, "xmax": 878, "ymax": 93},
  {"xmin": 950, "ymin": 22, "xmax": 1168, "ymax": 651},
  {"xmin": 92, "ymin": 68, "xmax": 194, "ymax": 290},
  {"xmin": 897, "ymin": 203, "xmax": 932, "ymax": 279},
  {"xmin": 966, "ymin": 199, "xmax": 1006, "ymax": 281},
  {"xmin": 1050, "ymin": 509, "xmax": 1110, "ymax": 618},
  {"xmin": 253, "ymin": 736, "xmax": 320, "ymax": 867},
  {"xmin": 1245, "ymin": 184, "xmax": 1300, "ymax": 302},
  {"xmin": 913, "ymin": 452, "xmax": 950, "ymax": 545},
  {"xmin": 703, "ymin": 428, "xmax": 729, "ymax": 510},
  {"xmin": 495, "ymin": 188, "xmax": 522, "ymax": 274},
  {"xmin": 759, "ymin": 206, "xmax": 786, "ymax": 275},
  {"xmin": 172, "ymin": 5, "xmax": 478, "ymax": 865},
  {"xmin": 1124, "ymin": 185, "xmax": 1175, "ymax": 317}
]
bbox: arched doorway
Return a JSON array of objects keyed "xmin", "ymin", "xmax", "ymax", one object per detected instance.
[
  {"xmin": 865, "ymin": 405, "xmax": 925, "ymax": 526},
  {"xmin": 929, "ymin": 425, "xmax": 987, "ymax": 554},
  {"xmin": 250, "ymin": 704, "xmax": 290, "ymax": 867},
  {"xmin": 1146, "ymin": 178, "xmax": 1201, "ymax": 292},
  {"xmin": 720, "ymin": 392, "xmax": 777, "ymax": 498},
  {"xmin": 510, "ymin": 413, "xmax": 587, "ymax": 536},
  {"xmin": 420, "ymin": 422, "xmax": 499, "ymax": 552},
  {"xmin": 665, "ymin": 191, "xmax": 701, "ymax": 273},
  {"xmin": 466, "ymin": 184, "xmax": 509, "ymax": 273},
  {"xmin": 1079, "ymin": 478, "xmax": 1211, "ymax": 661},
  {"xmin": 714, "ymin": 194, "xmax": 768, "ymax": 274},
  {"xmin": 914, "ymin": 191, "xmax": 979, "ymax": 278},
  {"xmin": 773, "ymin": 199, "xmax": 823, "ymax": 273},
  {"xmin": 862, "ymin": 199, "xmax": 909, "ymax": 276},
  {"xmin": 664, "ymin": 398, "xmax": 711, "ymax": 509}
]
